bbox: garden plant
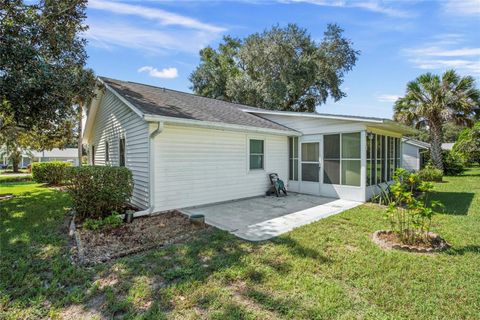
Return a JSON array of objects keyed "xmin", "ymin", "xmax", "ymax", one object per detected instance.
[{"xmin": 385, "ymin": 168, "xmax": 443, "ymax": 245}]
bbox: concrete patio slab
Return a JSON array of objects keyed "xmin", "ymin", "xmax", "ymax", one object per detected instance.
[{"xmin": 181, "ymin": 193, "xmax": 362, "ymax": 241}]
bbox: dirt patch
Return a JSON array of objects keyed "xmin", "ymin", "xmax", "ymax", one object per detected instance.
[
  {"xmin": 372, "ymin": 230, "xmax": 450, "ymax": 253},
  {"xmin": 75, "ymin": 211, "xmax": 211, "ymax": 264}
]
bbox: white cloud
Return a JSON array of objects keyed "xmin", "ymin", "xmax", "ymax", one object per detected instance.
[
  {"xmin": 442, "ymin": 0, "xmax": 480, "ymax": 16},
  {"xmin": 279, "ymin": 0, "xmax": 414, "ymax": 18},
  {"xmin": 407, "ymin": 47, "xmax": 480, "ymax": 57},
  {"xmin": 88, "ymin": 0, "xmax": 225, "ymax": 33},
  {"xmin": 85, "ymin": 1, "xmax": 225, "ymax": 54},
  {"xmin": 85, "ymin": 21, "xmax": 219, "ymax": 54},
  {"xmin": 138, "ymin": 66, "xmax": 178, "ymax": 78},
  {"xmin": 404, "ymin": 35, "xmax": 480, "ymax": 76},
  {"xmin": 376, "ymin": 94, "xmax": 400, "ymax": 103}
]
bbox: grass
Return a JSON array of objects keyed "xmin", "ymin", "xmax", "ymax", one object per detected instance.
[{"xmin": 1, "ymin": 168, "xmax": 479, "ymax": 319}]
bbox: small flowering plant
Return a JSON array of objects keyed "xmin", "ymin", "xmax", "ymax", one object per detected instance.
[{"xmin": 386, "ymin": 168, "xmax": 443, "ymax": 244}]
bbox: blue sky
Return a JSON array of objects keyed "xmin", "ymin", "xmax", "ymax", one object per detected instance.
[{"xmin": 84, "ymin": 0, "xmax": 480, "ymax": 118}]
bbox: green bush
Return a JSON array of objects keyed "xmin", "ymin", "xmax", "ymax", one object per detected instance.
[
  {"xmin": 442, "ymin": 150, "xmax": 466, "ymax": 176},
  {"xmin": 32, "ymin": 161, "xmax": 72, "ymax": 185},
  {"xmin": 83, "ymin": 212, "xmax": 123, "ymax": 231},
  {"xmin": 67, "ymin": 166, "xmax": 133, "ymax": 220},
  {"xmin": 418, "ymin": 164, "xmax": 443, "ymax": 182}
]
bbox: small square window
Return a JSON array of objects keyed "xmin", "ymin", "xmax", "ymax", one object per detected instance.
[{"xmin": 249, "ymin": 139, "xmax": 264, "ymax": 170}]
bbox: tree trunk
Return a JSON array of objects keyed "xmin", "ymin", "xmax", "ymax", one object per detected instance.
[
  {"xmin": 10, "ymin": 151, "xmax": 21, "ymax": 173},
  {"xmin": 430, "ymin": 124, "xmax": 444, "ymax": 171},
  {"xmin": 77, "ymin": 103, "xmax": 83, "ymax": 167}
]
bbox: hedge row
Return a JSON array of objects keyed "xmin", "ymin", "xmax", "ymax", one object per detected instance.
[{"xmin": 32, "ymin": 161, "xmax": 72, "ymax": 185}]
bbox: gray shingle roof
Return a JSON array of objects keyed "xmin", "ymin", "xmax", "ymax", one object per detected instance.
[{"xmin": 100, "ymin": 77, "xmax": 294, "ymax": 132}]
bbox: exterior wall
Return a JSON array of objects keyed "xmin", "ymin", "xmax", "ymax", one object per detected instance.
[
  {"xmin": 402, "ymin": 143, "xmax": 420, "ymax": 171},
  {"xmin": 153, "ymin": 124, "xmax": 289, "ymax": 211},
  {"xmin": 88, "ymin": 90, "xmax": 150, "ymax": 209},
  {"xmin": 256, "ymin": 114, "xmax": 366, "ymax": 135}
]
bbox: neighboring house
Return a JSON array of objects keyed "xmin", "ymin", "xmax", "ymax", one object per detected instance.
[
  {"xmin": 441, "ymin": 143, "xmax": 455, "ymax": 151},
  {"xmin": 31, "ymin": 148, "xmax": 80, "ymax": 166},
  {"xmin": 401, "ymin": 138, "xmax": 430, "ymax": 171},
  {"xmin": 0, "ymin": 148, "xmax": 79, "ymax": 168},
  {"xmin": 83, "ymin": 77, "xmax": 412, "ymax": 213}
]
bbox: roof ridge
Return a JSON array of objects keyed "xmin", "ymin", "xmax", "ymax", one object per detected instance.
[{"xmin": 99, "ymin": 76, "xmax": 262, "ymax": 110}]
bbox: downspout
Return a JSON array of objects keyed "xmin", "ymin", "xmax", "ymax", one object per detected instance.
[{"xmin": 134, "ymin": 121, "xmax": 164, "ymax": 217}]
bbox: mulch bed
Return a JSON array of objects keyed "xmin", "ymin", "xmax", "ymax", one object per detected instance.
[
  {"xmin": 373, "ymin": 230, "xmax": 450, "ymax": 253},
  {"xmin": 73, "ymin": 211, "xmax": 211, "ymax": 265}
]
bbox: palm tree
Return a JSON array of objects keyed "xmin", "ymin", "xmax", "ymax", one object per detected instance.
[{"xmin": 394, "ymin": 70, "xmax": 480, "ymax": 170}]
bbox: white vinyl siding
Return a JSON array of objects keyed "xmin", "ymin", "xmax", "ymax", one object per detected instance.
[
  {"xmin": 153, "ymin": 125, "xmax": 288, "ymax": 212},
  {"xmin": 88, "ymin": 90, "xmax": 150, "ymax": 209},
  {"xmin": 402, "ymin": 143, "xmax": 421, "ymax": 171}
]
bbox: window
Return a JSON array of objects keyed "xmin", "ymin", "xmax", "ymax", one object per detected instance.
[
  {"xmin": 367, "ymin": 133, "xmax": 401, "ymax": 186},
  {"xmin": 105, "ymin": 141, "xmax": 110, "ymax": 162},
  {"xmin": 395, "ymin": 138, "xmax": 401, "ymax": 169},
  {"xmin": 366, "ymin": 133, "xmax": 376, "ymax": 186},
  {"xmin": 249, "ymin": 139, "xmax": 264, "ymax": 170},
  {"xmin": 301, "ymin": 142, "xmax": 319, "ymax": 182},
  {"xmin": 323, "ymin": 134, "xmax": 340, "ymax": 184},
  {"xmin": 323, "ymin": 133, "xmax": 361, "ymax": 186},
  {"xmin": 289, "ymin": 137, "xmax": 299, "ymax": 180},
  {"xmin": 91, "ymin": 145, "xmax": 95, "ymax": 165},
  {"xmin": 341, "ymin": 132, "xmax": 361, "ymax": 186},
  {"xmin": 119, "ymin": 138, "xmax": 126, "ymax": 167}
]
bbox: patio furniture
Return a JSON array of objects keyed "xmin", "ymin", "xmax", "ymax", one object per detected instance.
[{"xmin": 267, "ymin": 173, "xmax": 287, "ymax": 197}]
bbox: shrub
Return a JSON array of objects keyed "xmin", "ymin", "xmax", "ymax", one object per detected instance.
[
  {"xmin": 32, "ymin": 161, "xmax": 72, "ymax": 185},
  {"xmin": 418, "ymin": 164, "xmax": 443, "ymax": 182},
  {"xmin": 0, "ymin": 175, "xmax": 33, "ymax": 183},
  {"xmin": 83, "ymin": 212, "xmax": 123, "ymax": 231},
  {"xmin": 385, "ymin": 168, "xmax": 443, "ymax": 245},
  {"xmin": 442, "ymin": 150, "xmax": 465, "ymax": 176},
  {"xmin": 67, "ymin": 166, "xmax": 133, "ymax": 220}
]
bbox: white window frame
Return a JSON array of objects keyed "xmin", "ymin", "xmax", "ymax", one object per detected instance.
[{"xmin": 247, "ymin": 137, "xmax": 266, "ymax": 171}]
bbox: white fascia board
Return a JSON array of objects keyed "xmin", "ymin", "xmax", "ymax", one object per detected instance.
[
  {"xmin": 82, "ymin": 87, "xmax": 103, "ymax": 144},
  {"xmin": 143, "ymin": 114, "xmax": 301, "ymax": 136},
  {"xmin": 242, "ymin": 109, "xmax": 385, "ymax": 123},
  {"xmin": 97, "ymin": 77, "xmax": 145, "ymax": 118},
  {"xmin": 402, "ymin": 139, "xmax": 430, "ymax": 149}
]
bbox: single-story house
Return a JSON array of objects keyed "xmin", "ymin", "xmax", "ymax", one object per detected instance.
[
  {"xmin": 441, "ymin": 142, "xmax": 455, "ymax": 151},
  {"xmin": 83, "ymin": 77, "xmax": 412, "ymax": 214},
  {"xmin": 401, "ymin": 138, "xmax": 430, "ymax": 171},
  {"xmin": 1, "ymin": 147, "xmax": 79, "ymax": 168}
]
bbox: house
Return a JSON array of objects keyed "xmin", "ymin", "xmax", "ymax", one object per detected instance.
[
  {"xmin": 441, "ymin": 142, "xmax": 455, "ymax": 151},
  {"xmin": 83, "ymin": 77, "xmax": 412, "ymax": 214},
  {"xmin": 401, "ymin": 138, "xmax": 430, "ymax": 171},
  {"xmin": 31, "ymin": 148, "xmax": 80, "ymax": 166},
  {"xmin": 1, "ymin": 147, "xmax": 79, "ymax": 168}
]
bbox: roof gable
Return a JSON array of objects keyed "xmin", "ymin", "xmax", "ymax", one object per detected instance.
[{"xmin": 100, "ymin": 77, "xmax": 293, "ymax": 133}]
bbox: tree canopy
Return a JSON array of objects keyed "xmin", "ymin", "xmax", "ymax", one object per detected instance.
[
  {"xmin": 190, "ymin": 24, "xmax": 359, "ymax": 112},
  {"xmin": 453, "ymin": 122, "xmax": 480, "ymax": 165},
  {"xmin": 0, "ymin": 0, "xmax": 95, "ymax": 150},
  {"xmin": 394, "ymin": 70, "xmax": 480, "ymax": 170}
]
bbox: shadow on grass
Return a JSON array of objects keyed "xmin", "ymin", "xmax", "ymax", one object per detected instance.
[
  {"xmin": 446, "ymin": 245, "xmax": 480, "ymax": 255},
  {"xmin": 0, "ymin": 184, "xmax": 332, "ymax": 319},
  {"xmin": 431, "ymin": 191, "xmax": 475, "ymax": 215}
]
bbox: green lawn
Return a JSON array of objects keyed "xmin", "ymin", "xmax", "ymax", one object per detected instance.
[{"xmin": 1, "ymin": 169, "xmax": 479, "ymax": 319}]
